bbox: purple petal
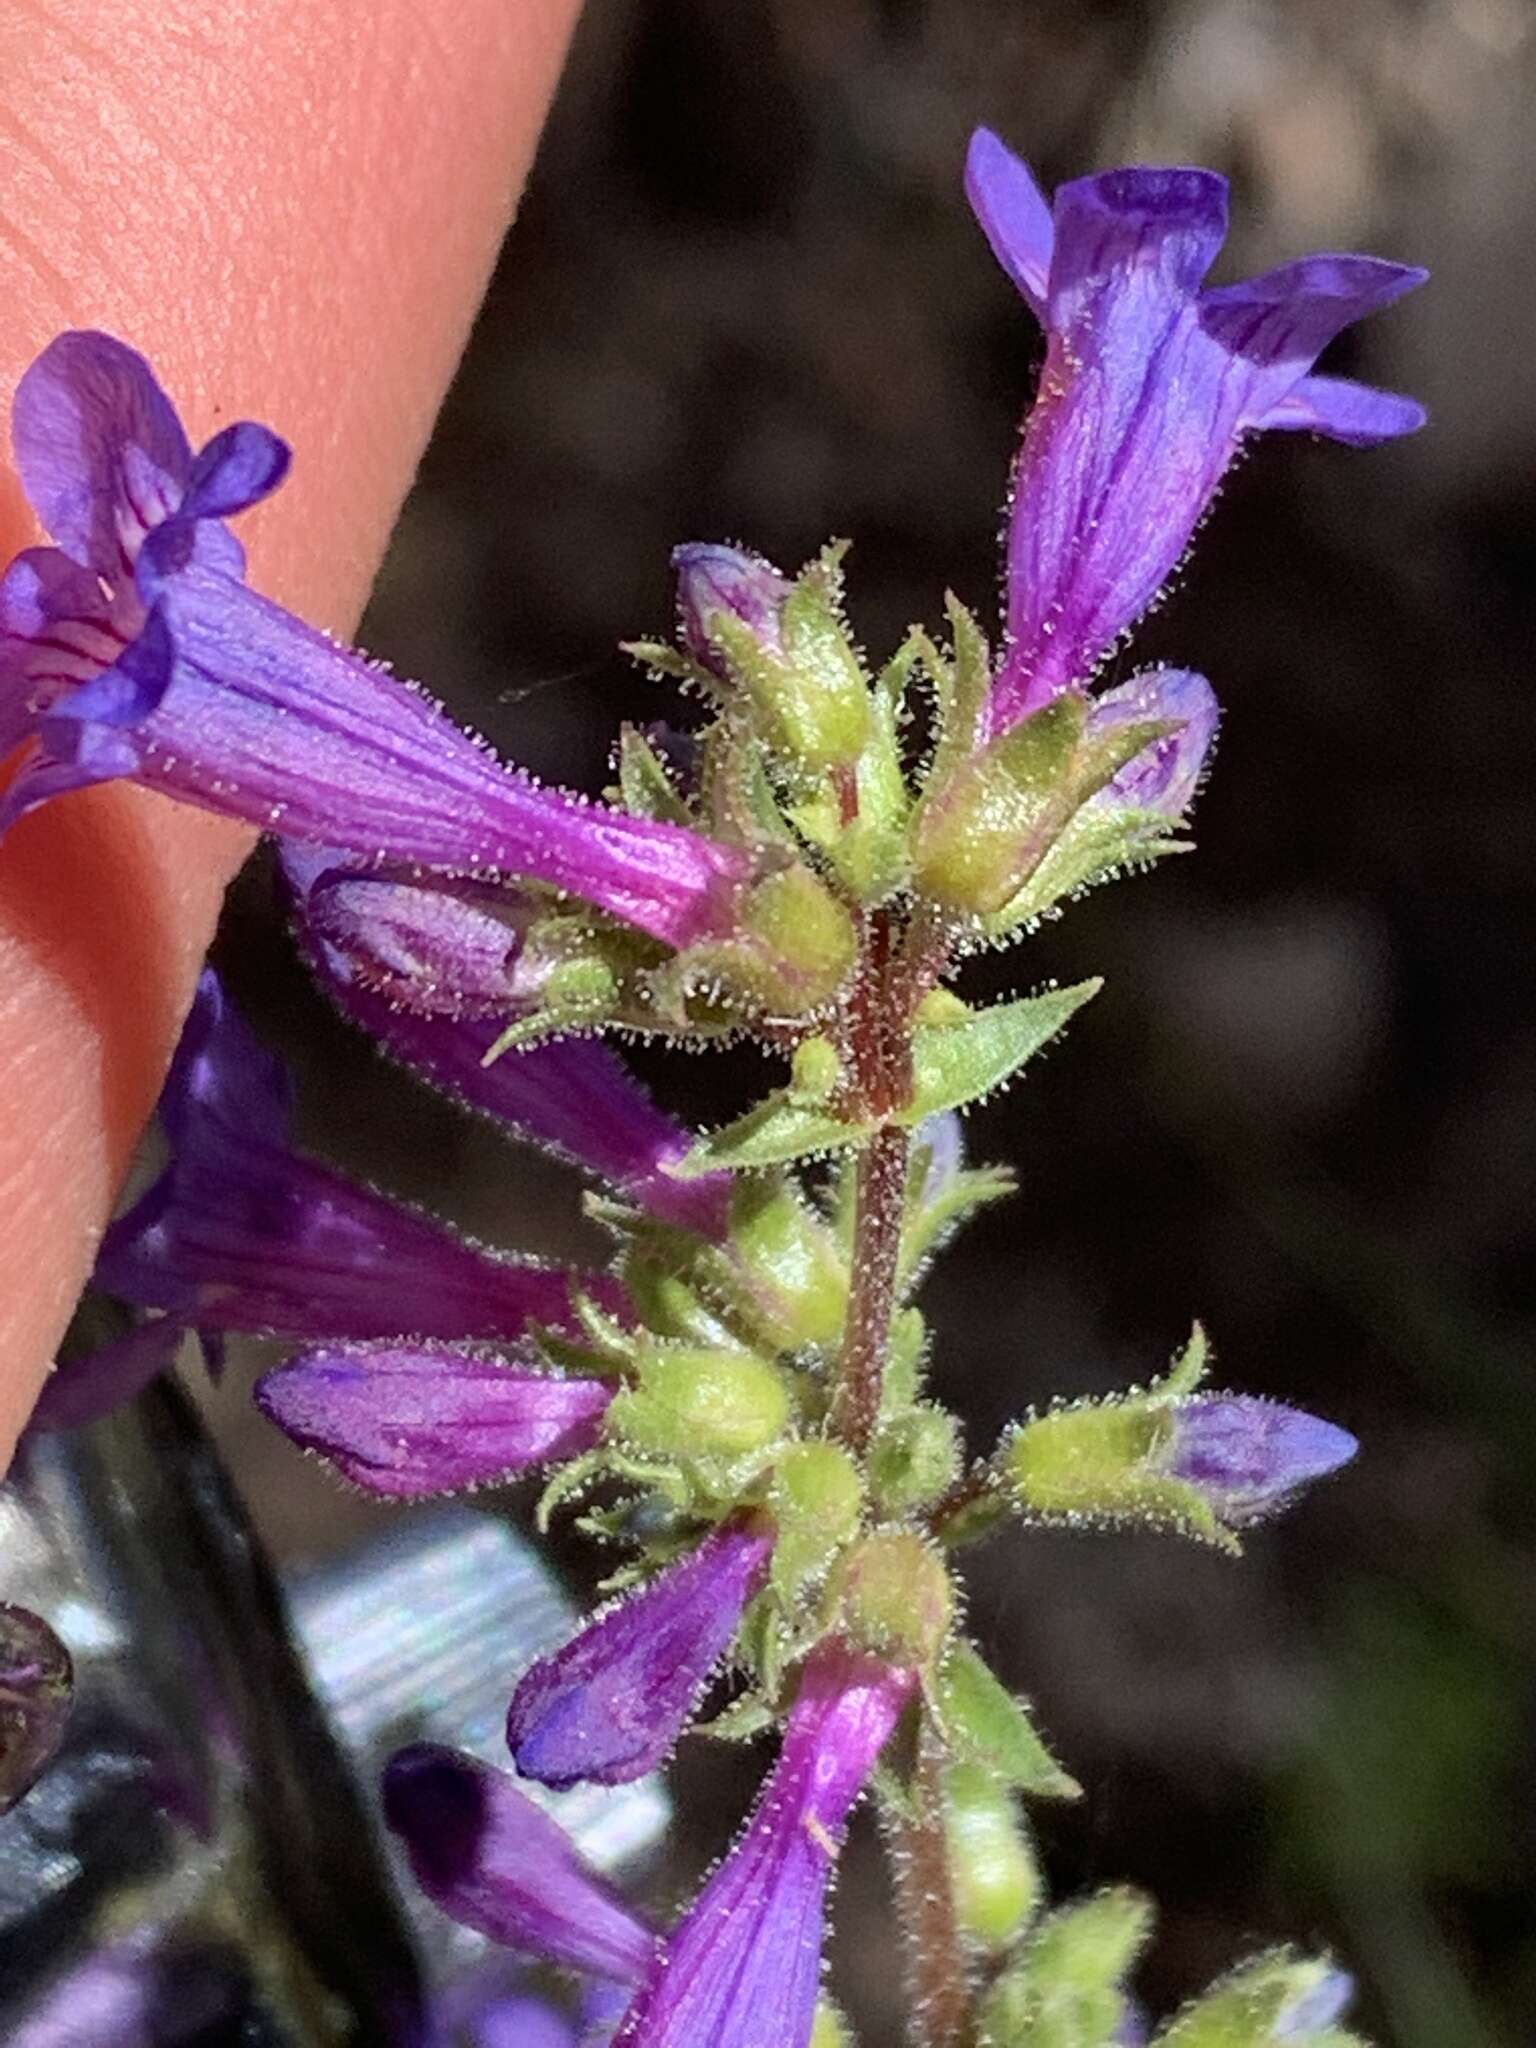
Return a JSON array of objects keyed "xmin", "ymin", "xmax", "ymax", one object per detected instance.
[
  {"xmin": 1047, "ymin": 164, "xmax": 1229, "ymax": 315},
  {"xmin": 28, "ymin": 1315, "xmax": 187, "ymax": 1433},
  {"xmin": 671, "ymin": 543, "xmax": 790, "ymax": 674},
  {"xmin": 7, "ymin": 559, "xmax": 750, "ymax": 950},
  {"xmin": 613, "ymin": 1646, "xmax": 915, "ymax": 2048},
  {"xmin": 0, "ymin": 546, "xmax": 129, "ymax": 757},
  {"xmin": 1276, "ymin": 1968, "xmax": 1354, "ymax": 2039},
  {"xmin": 1090, "ymin": 667, "xmax": 1219, "ymax": 816},
  {"xmin": 508, "ymin": 1516, "xmax": 774, "ymax": 1788},
  {"xmin": 12, "ymin": 332, "xmax": 192, "ymax": 576},
  {"xmin": 1166, "ymin": 1396, "xmax": 1358, "ymax": 1525},
  {"xmin": 0, "ymin": 1603, "xmax": 73, "ymax": 1814},
  {"xmin": 965, "ymin": 127, "xmax": 1055, "ymax": 317},
  {"xmin": 256, "ymin": 1346, "xmax": 613, "ymax": 1498},
  {"xmin": 92, "ymin": 971, "xmax": 594, "ymax": 1343},
  {"xmin": 1256, "ymin": 372, "xmax": 1427, "ymax": 447},
  {"xmin": 288, "ymin": 851, "xmax": 731, "ymax": 1240},
  {"xmin": 180, "ymin": 420, "xmax": 292, "ymax": 521},
  {"xmin": 383, "ymin": 1744, "xmax": 656, "ymax": 1982},
  {"xmin": 302, "ymin": 862, "xmax": 523, "ymax": 1017},
  {"xmin": 1201, "ymin": 255, "xmax": 1426, "ymax": 371},
  {"xmin": 472, "ymin": 1997, "xmax": 579, "ymax": 2048}
]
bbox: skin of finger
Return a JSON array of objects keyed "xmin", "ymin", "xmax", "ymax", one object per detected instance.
[{"xmin": 0, "ymin": 0, "xmax": 582, "ymax": 1465}]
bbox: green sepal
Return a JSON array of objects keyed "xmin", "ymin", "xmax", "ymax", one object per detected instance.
[
  {"xmin": 605, "ymin": 1344, "xmax": 795, "ymax": 1497},
  {"xmin": 977, "ymin": 1887, "xmax": 1154, "ymax": 2048},
  {"xmin": 725, "ymin": 1178, "xmax": 850, "ymax": 1353},
  {"xmin": 619, "ymin": 636, "xmax": 708, "ymax": 685},
  {"xmin": 707, "ymin": 543, "xmax": 872, "ymax": 776},
  {"xmin": 933, "ymin": 1641, "xmax": 1081, "ymax": 1800},
  {"xmin": 788, "ymin": 631, "xmax": 915, "ymax": 901},
  {"xmin": 674, "ymin": 1093, "xmax": 876, "ymax": 1177},
  {"xmin": 868, "ymin": 1404, "xmax": 962, "ymax": 1516},
  {"xmin": 901, "ymin": 1152, "xmax": 1017, "ymax": 1286},
  {"xmin": 767, "ymin": 1440, "xmax": 863, "ymax": 1605},
  {"xmin": 1151, "ymin": 1951, "xmax": 1363, "ymax": 2048},
  {"xmin": 945, "ymin": 1762, "xmax": 1042, "ymax": 1954},
  {"xmin": 921, "ymin": 594, "xmax": 992, "ymax": 790},
  {"xmin": 881, "ymin": 1308, "xmax": 930, "ymax": 1414},
  {"xmin": 534, "ymin": 1451, "xmax": 611, "ymax": 1532},
  {"xmin": 696, "ymin": 1690, "xmax": 777, "ymax": 1744},
  {"xmin": 985, "ymin": 805, "xmax": 1192, "ymax": 938},
  {"xmin": 901, "ymin": 981, "xmax": 1103, "ymax": 1123},
  {"xmin": 811, "ymin": 1999, "xmax": 856, "ymax": 2048},
  {"xmin": 615, "ymin": 723, "xmax": 693, "ymax": 824}
]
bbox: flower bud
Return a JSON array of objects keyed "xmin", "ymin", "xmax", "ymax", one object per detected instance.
[
  {"xmin": 607, "ymin": 1345, "xmax": 793, "ymax": 1466},
  {"xmin": 912, "ymin": 695, "xmax": 1086, "ymax": 916},
  {"xmin": 945, "ymin": 1763, "xmax": 1040, "ymax": 1952},
  {"xmin": 732, "ymin": 866, "xmax": 859, "ymax": 1012},
  {"xmin": 868, "ymin": 1404, "xmax": 962, "ymax": 1515},
  {"xmin": 977, "ymin": 1888, "xmax": 1152, "ymax": 2048},
  {"xmin": 831, "ymin": 1530, "xmax": 953, "ymax": 1667},
  {"xmin": 727, "ymin": 1178, "xmax": 849, "ymax": 1352},
  {"xmin": 1089, "ymin": 668, "xmax": 1219, "ymax": 818},
  {"xmin": 673, "ymin": 542, "xmax": 872, "ymax": 773},
  {"xmin": 1003, "ymin": 1389, "xmax": 1356, "ymax": 1542},
  {"xmin": 768, "ymin": 1440, "xmax": 863, "ymax": 1601},
  {"xmin": 1157, "ymin": 1953, "xmax": 1357, "ymax": 2045}
]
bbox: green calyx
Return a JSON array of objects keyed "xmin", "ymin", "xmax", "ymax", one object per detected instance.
[
  {"xmin": 945, "ymin": 1762, "xmax": 1042, "ymax": 1954},
  {"xmin": 999, "ymin": 1328, "xmax": 1235, "ymax": 1551},
  {"xmin": 977, "ymin": 1887, "xmax": 1154, "ymax": 2048},
  {"xmin": 831, "ymin": 1528, "xmax": 954, "ymax": 1667},
  {"xmin": 606, "ymin": 1344, "xmax": 793, "ymax": 1471}
]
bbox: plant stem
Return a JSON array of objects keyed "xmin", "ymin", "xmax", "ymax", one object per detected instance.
[
  {"xmin": 888, "ymin": 1728, "xmax": 976, "ymax": 2048},
  {"xmin": 831, "ymin": 1119, "xmax": 911, "ymax": 1454}
]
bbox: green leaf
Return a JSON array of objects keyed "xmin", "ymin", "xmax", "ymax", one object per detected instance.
[
  {"xmin": 673, "ymin": 1093, "xmax": 875, "ymax": 1176},
  {"xmin": 616, "ymin": 723, "xmax": 692, "ymax": 824},
  {"xmin": 934, "ymin": 1642, "xmax": 1082, "ymax": 1800},
  {"xmin": 902, "ymin": 981, "xmax": 1102, "ymax": 1123}
]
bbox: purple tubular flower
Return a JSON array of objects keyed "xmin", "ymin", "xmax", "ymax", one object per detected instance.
[
  {"xmin": 1089, "ymin": 667, "xmax": 1220, "ymax": 816},
  {"xmin": 94, "ymin": 970, "xmax": 598, "ymax": 1344},
  {"xmin": 383, "ymin": 1744, "xmax": 656, "ymax": 1983},
  {"xmin": 965, "ymin": 129, "xmax": 1427, "ymax": 733},
  {"xmin": 285, "ymin": 847, "xmax": 732, "ymax": 1241},
  {"xmin": 1166, "ymin": 1396, "xmax": 1358, "ymax": 1525},
  {"xmin": 255, "ymin": 1345, "xmax": 613, "ymax": 1499},
  {"xmin": 507, "ymin": 1514, "xmax": 775, "ymax": 1789},
  {"xmin": 671, "ymin": 543, "xmax": 791, "ymax": 674},
  {"xmin": 28, "ymin": 1314, "xmax": 188, "ymax": 1433},
  {"xmin": 0, "ymin": 1603, "xmax": 73, "ymax": 1815},
  {"xmin": 0, "ymin": 332, "xmax": 751, "ymax": 953},
  {"xmin": 612, "ymin": 1644, "xmax": 917, "ymax": 2048}
]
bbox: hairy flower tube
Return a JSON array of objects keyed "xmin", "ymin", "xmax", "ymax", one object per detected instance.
[
  {"xmin": 2, "ymin": 113, "xmax": 1423, "ymax": 2048},
  {"xmin": 611, "ymin": 1645, "xmax": 917, "ymax": 2048},
  {"xmin": 507, "ymin": 1512, "xmax": 775, "ymax": 1788}
]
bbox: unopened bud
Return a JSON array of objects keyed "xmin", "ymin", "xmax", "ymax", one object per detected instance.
[
  {"xmin": 674, "ymin": 542, "xmax": 872, "ymax": 773},
  {"xmin": 1089, "ymin": 668, "xmax": 1219, "ymax": 819},
  {"xmin": 1159, "ymin": 1954, "xmax": 1357, "ymax": 2045},
  {"xmin": 728, "ymin": 1180, "xmax": 849, "ymax": 1352},
  {"xmin": 768, "ymin": 1441, "xmax": 863, "ymax": 1601},
  {"xmin": 832, "ymin": 1530, "xmax": 953, "ymax": 1666},
  {"xmin": 730, "ymin": 866, "xmax": 859, "ymax": 1013},
  {"xmin": 978, "ymin": 1888, "xmax": 1152, "ymax": 2048},
  {"xmin": 868, "ymin": 1404, "xmax": 961, "ymax": 1515},
  {"xmin": 912, "ymin": 695, "xmax": 1086, "ymax": 915},
  {"xmin": 608, "ymin": 1346, "xmax": 792, "ymax": 1465},
  {"xmin": 945, "ymin": 1763, "xmax": 1040, "ymax": 1952}
]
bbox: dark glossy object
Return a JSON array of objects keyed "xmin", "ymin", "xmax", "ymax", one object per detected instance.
[{"xmin": 0, "ymin": 1384, "xmax": 424, "ymax": 2046}]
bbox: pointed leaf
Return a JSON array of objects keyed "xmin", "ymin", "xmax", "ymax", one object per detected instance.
[{"xmin": 902, "ymin": 981, "xmax": 1102, "ymax": 1123}]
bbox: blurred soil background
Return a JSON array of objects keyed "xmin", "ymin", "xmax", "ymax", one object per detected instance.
[{"xmin": 198, "ymin": 2, "xmax": 1535, "ymax": 2041}]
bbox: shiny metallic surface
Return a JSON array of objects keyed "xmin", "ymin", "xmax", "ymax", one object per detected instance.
[{"xmin": 0, "ymin": 1386, "xmax": 669, "ymax": 2044}]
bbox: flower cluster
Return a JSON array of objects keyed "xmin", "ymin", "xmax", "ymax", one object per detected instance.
[{"xmin": 3, "ymin": 126, "xmax": 1424, "ymax": 2048}]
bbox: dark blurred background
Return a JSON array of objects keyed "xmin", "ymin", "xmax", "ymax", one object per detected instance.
[{"xmin": 205, "ymin": 3, "xmax": 1535, "ymax": 2042}]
